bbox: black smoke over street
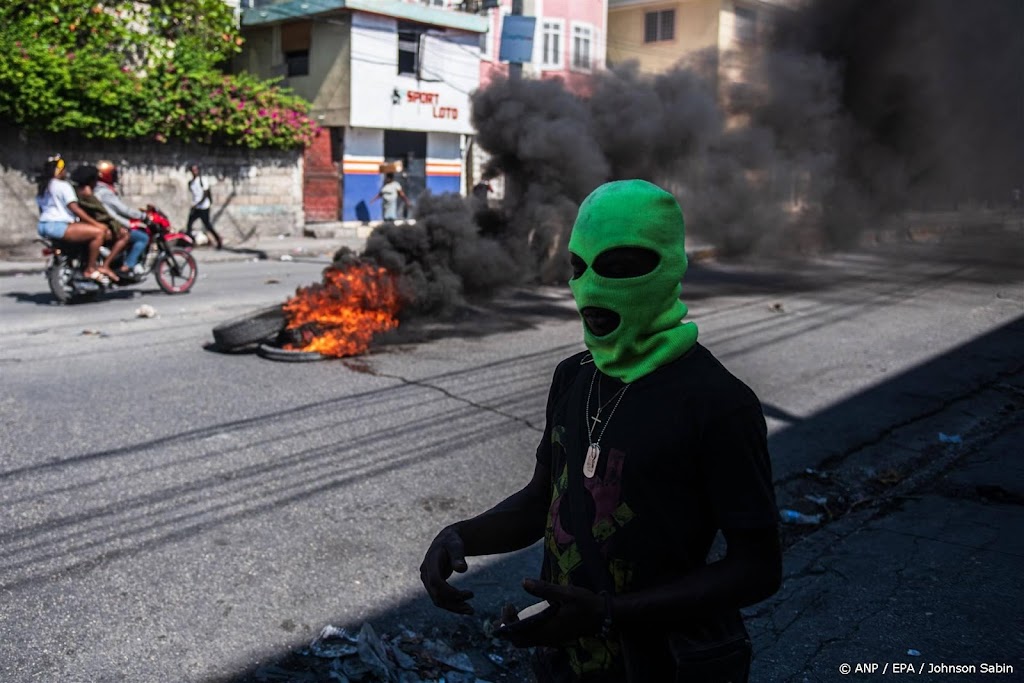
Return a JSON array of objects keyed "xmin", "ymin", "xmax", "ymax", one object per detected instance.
[{"xmin": 359, "ymin": 0, "xmax": 1022, "ymax": 313}]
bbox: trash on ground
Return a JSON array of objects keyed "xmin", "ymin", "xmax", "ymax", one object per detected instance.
[
  {"xmin": 272, "ymin": 621, "xmax": 510, "ymax": 683},
  {"xmin": 938, "ymin": 432, "xmax": 963, "ymax": 444},
  {"xmin": 135, "ymin": 304, "xmax": 157, "ymax": 318},
  {"xmin": 81, "ymin": 329, "xmax": 103, "ymax": 336},
  {"xmin": 804, "ymin": 494, "xmax": 829, "ymax": 506},
  {"xmin": 309, "ymin": 625, "xmax": 358, "ymax": 659},
  {"xmin": 355, "ymin": 623, "xmax": 392, "ymax": 681},
  {"xmin": 874, "ymin": 468, "xmax": 905, "ymax": 486},
  {"xmin": 770, "ymin": 302, "xmax": 785, "ymax": 312},
  {"xmin": 907, "ymin": 649, "xmax": 921, "ymax": 656},
  {"xmin": 265, "ymin": 278, "xmax": 281, "ymax": 284},
  {"xmin": 779, "ymin": 509, "xmax": 823, "ymax": 525},
  {"xmin": 804, "ymin": 467, "xmax": 829, "ymax": 480},
  {"xmin": 280, "ymin": 254, "xmax": 294, "ymax": 261}
]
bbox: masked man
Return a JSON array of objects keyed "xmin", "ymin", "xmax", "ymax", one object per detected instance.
[{"xmin": 421, "ymin": 180, "xmax": 781, "ymax": 683}]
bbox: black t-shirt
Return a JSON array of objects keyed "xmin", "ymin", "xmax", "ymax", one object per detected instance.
[{"xmin": 535, "ymin": 343, "xmax": 777, "ymax": 680}]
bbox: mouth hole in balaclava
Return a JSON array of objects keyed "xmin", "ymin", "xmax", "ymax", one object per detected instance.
[{"xmin": 570, "ymin": 247, "xmax": 660, "ymax": 280}]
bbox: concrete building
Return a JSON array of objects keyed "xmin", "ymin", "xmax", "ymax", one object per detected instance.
[
  {"xmin": 607, "ymin": 0, "xmax": 789, "ymax": 75},
  {"xmin": 237, "ymin": 1, "xmax": 487, "ymax": 222},
  {"xmin": 479, "ymin": 0, "xmax": 609, "ymax": 97}
]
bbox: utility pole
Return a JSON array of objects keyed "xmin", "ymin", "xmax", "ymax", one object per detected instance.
[{"xmin": 509, "ymin": 0, "xmax": 523, "ymax": 81}]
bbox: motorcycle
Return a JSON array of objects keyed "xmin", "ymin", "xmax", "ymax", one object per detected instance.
[{"xmin": 40, "ymin": 205, "xmax": 198, "ymax": 304}]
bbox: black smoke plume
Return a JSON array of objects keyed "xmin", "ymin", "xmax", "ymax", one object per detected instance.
[{"xmin": 356, "ymin": 0, "xmax": 1022, "ymax": 313}]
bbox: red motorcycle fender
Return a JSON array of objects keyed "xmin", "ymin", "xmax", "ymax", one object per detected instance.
[{"xmin": 166, "ymin": 232, "xmax": 194, "ymax": 246}]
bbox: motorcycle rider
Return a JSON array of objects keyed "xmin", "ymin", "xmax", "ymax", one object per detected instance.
[
  {"xmin": 69, "ymin": 164, "xmax": 131, "ymax": 276},
  {"xmin": 95, "ymin": 160, "xmax": 150, "ymax": 278},
  {"xmin": 36, "ymin": 154, "xmax": 116, "ymax": 282}
]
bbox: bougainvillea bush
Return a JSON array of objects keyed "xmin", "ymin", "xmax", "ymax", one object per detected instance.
[{"xmin": 0, "ymin": 1, "xmax": 318, "ymax": 148}]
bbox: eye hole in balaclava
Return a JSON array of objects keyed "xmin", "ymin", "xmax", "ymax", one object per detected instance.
[
  {"xmin": 569, "ymin": 247, "xmax": 659, "ymax": 280},
  {"xmin": 569, "ymin": 253, "xmax": 587, "ymax": 279},
  {"xmin": 592, "ymin": 247, "xmax": 660, "ymax": 278}
]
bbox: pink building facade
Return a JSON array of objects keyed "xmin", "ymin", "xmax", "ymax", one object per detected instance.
[{"xmin": 479, "ymin": 0, "xmax": 608, "ymax": 96}]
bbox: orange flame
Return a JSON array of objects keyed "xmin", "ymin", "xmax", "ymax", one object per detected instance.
[{"xmin": 282, "ymin": 264, "xmax": 400, "ymax": 357}]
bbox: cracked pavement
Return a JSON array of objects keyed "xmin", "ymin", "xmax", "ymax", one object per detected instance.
[{"xmin": 751, "ymin": 368, "xmax": 1024, "ymax": 681}]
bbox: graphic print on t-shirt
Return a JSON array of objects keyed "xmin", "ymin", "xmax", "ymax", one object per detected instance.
[
  {"xmin": 544, "ymin": 425, "xmax": 637, "ymax": 678},
  {"xmin": 546, "ymin": 425, "xmax": 637, "ymax": 585}
]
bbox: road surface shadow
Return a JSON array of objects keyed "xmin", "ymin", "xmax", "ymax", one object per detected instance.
[
  {"xmin": 2, "ymin": 288, "xmax": 150, "ymax": 306},
  {"xmin": 211, "ymin": 313, "xmax": 1024, "ymax": 683}
]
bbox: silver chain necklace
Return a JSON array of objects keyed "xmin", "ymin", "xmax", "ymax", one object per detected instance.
[{"xmin": 584, "ymin": 367, "xmax": 629, "ymax": 478}]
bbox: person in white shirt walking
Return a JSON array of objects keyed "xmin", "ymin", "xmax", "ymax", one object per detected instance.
[{"xmin": 187, "ymin": 163, "xmax": 223, "ymax": 249}]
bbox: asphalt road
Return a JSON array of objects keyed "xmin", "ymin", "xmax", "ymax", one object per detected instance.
[{"xmin": 0, "ymin": 232, "xmax": 1022, "ymax": 682}]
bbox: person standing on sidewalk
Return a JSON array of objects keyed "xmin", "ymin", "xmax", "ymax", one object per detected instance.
[
  {"xmin": 371, "ymin": 172, "xmax": 408, "ymax": 224},
  {"xmin": 187, "ymin": 163, "xmax": 223, "ymax": 249},
  {"xmin": 421, "ymin": 180, "xmax": 781, "ymax": 683}
]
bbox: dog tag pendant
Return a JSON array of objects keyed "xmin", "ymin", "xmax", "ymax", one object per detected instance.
[{"xmin": 584, "ymin": 443, "xmax": 600, "ymax": 478}]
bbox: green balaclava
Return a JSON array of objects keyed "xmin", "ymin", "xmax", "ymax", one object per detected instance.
[{"xmin": 568, "ymin": 180, "xmax": 698, "ymax": 383}]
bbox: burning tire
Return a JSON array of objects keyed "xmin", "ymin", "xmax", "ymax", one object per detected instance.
[
  {"xmin": 256, "ymin": 342, "xmax": 326, "ymax": 362},
  {"xmin": 212, "ymin": 305, "xmax": 288, "ymax": 350}
]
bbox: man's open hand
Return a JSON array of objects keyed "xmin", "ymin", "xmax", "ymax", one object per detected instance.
[{"xmin": 420, "ymin": 527, "xmax": 475, "ymax": 615}]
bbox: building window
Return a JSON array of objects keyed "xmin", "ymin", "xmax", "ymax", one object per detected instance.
[
  {"xmin": 734, "ymin": 6, "xmax": 757, "ymax": 42},
  {"xmin": 285, "ymin": 50, "xmax": 309, "ymax": 76},
  {"xmin": 643, "ymin": 9, "xmax": 675, "ymax": 43},
  {"xmin": 571, "ymin": 23, "xmax": 593, "ymax": 71},
  {"xmin": 398, "ymin": 22, "xmax": 424, "ymax": 75},
  {"xmin": 541, "ymin": 19, "xmax": 564, "ymax": 68},
  {"xmin": 281, "ymin": 20, "xmax": 312, "ymax": 76}
]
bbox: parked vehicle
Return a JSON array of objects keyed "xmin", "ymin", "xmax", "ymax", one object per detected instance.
[{"xmin": 40, "ymin": 205, "xmax": 197, "ymax": 303}]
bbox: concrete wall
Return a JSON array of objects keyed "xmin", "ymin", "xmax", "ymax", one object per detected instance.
[{"xmin": 0, "ymin": 125, "xmax": 304, "ymax": 249}]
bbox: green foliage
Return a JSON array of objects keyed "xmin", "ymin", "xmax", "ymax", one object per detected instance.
[{"xmin": 0, "ymin": 1, "xmax": 318, "ymax": 148}]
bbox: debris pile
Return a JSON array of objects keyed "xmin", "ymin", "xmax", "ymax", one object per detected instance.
[{"xmin": 253, "ymin": 622, "xmax": 529, "ymax": 683}]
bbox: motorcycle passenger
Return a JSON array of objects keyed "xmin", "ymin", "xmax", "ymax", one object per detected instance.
[
  {"xmin": 95, "ymin": 160, "xmax": 150, "ymax": 277},
  {"xmin": 69, "ymin": 165, "xmax": 130, "ymax": 277},
  {"xmin": 36, "ymin": 154, "xmax": 117, "ymax": 282}
]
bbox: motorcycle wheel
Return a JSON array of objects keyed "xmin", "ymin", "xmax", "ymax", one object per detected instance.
[
  {"xmin": 47, "ymin": 258, "xmax": 75, "ymax": 305},
  {"xmin": 155, "ymin": 248, "xmax": 198, "ymax": 294}
]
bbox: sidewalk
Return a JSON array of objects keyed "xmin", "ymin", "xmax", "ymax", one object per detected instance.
[
  {"xmin": 750, "ymin": 371, "xmax": 1024, "ymax": 680},
  {"xmin": 0, "ymin": 221, "xmax": 721, "ymax": 278},
  {"xmin": 0, "ymin": 222, "xmax": 375, "ymax": 277}
]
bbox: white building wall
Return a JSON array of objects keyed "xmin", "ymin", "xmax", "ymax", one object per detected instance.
[{"xmin": 349, "ymin": 12, "xmax": 480, "ymax": 135}]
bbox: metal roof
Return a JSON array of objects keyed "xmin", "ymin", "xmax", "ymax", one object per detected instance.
[{"xmin": 242, "ymin": 0, "xmax": 489, "ymax": 32}]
